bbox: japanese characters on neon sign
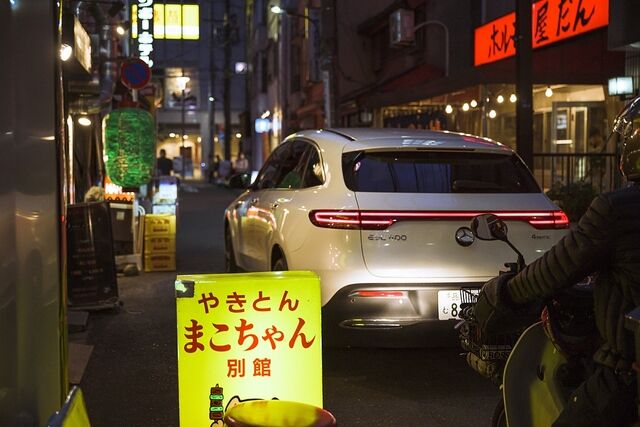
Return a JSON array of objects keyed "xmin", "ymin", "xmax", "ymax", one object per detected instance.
[
  {"xmin": 136, "ymin": 0, "xmax": 154, "ymax": 67},
  {"xmin": 474, "ymin": 0, "xmax": 609, "ymax": 66}
]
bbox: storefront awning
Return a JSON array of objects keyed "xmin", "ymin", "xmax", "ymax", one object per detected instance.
[{"xmin": 351, "ymin": 29, "xmax": 623, "ymax": 109}]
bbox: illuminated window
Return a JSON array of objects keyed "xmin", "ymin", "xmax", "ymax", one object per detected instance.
[
  {"xmin": 154, "ymin": 4, "xmax": 165, "ymax": 39},
  {"xmin": 182, "ymin": 5, "xmax": 199, "ymax": 40},
  {"xmin": 132, "ymin": 3, "xmax": 199, "ymax": 40}
]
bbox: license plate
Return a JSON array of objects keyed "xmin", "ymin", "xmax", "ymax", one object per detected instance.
[{"xmin": 437, "ymin": 289, "xmax": 479, "ymax": 320}]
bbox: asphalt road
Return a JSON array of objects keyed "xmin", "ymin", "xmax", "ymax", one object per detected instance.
[{"xmin": 79, "ymin": 183, "xmax": 499, "ymax": 427}]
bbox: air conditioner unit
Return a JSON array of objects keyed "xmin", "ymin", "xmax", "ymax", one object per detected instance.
[{"xmin": 389, "ymin": 9, "xmax": 415, "ymax": 47}]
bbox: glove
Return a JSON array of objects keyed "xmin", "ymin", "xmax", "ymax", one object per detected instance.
[{"xmin": 474, "ymin": 273, "xmax": 517, "ymax": 335}]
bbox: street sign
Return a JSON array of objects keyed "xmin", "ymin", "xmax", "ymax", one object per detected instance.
[
  {"xmin": 175, "ymin": 271, "xmax": 323, "ymax": 426},
  {"xmin": 120, "ymin": 58, "xmax": 151, "ymax": 90}
]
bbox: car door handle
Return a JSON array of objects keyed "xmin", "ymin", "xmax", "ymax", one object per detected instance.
[{"xmin": 270, "ymin": 202, "xmax": 279, "ymax": 209}]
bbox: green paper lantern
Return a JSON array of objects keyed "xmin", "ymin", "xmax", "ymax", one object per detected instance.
[{"xmin": 104, "ymin": 108, "xmax": 156, "ymax": 187}]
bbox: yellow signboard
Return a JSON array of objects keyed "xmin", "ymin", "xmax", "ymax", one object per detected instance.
[
  {"xmin": 131, "ymin": 4, "xmax": 200, "ymax": 40},
  {"xmin": 175, "ymin": 271, "xmax": 323, "ymax": 426}
]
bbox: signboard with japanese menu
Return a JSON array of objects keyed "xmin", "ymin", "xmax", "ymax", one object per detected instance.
[
  {"xmin": 474, "ymin": 0, "xmax": 609, "ymax": 66},
  {"xmin": 175, "ymin": 272, "xmax": 323, "ymax": 426},
  {"xmin": 67, "ymin": 202, "xmax": 119, "ymax": 308}
]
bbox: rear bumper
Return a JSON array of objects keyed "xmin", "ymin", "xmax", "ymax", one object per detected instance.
[{"xmin": 322, "ymin": 282, "xmax": 483, "ymax": 330}]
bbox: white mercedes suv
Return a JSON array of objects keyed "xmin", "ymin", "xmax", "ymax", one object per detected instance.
[{"xmin": 224, "ymin": 129, "xmax": 568, "ymax": 343}]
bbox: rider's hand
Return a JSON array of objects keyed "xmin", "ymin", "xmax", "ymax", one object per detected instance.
[{"xmin": 474, "ymin": 273, "xmax": 517, "ymax": 334}]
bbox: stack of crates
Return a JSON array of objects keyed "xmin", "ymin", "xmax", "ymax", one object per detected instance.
[{"xmin": 144, "ymin": 214, "xmax": 177, "ymax": 272}]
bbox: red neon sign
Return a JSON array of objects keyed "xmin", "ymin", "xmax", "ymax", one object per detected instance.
[{"xmin": 474, "ymin": 0, "xmax": 609, "ymax": 66}]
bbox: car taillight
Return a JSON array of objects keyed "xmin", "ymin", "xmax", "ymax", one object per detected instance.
[{"xmin": 308, "ymin": 210, "xmax": 570, "ymax": 230}]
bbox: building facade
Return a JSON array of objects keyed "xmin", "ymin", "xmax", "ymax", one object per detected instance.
[
  {"xmin": 248, "ymin": 0, "xmax": 637, "ymax": 193},
  {"xmin": 138, "ymin": 0, "xmax": 247, "ymax": 179}
]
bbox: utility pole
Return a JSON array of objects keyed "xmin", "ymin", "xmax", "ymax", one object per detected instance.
[
  {"xmin": 223, "ymin": 0, "xmax": 232, "ymax": 161},
  {"xmin": 515, "ymin": 0, "xmax": 533, "ymax": 168},
  {"xmin": 209, "ymin": 0, "xmax": 216, "ymax": 172}
]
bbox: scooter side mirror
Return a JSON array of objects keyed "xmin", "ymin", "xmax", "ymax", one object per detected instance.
[{"xmin": 471, "ymin": 214, "xmax": 509, "ymax": 242}]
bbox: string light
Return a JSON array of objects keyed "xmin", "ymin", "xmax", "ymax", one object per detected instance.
[
  {"xmin": 462, "ymin": 103, "xmax": 470, "ymax": 112},
  {"xmin": 489, "ymin": 109, "xmax": 497, "ymax": 119},
  {"xmin": 545, "ymin": 86, "xmax": 553, "ymax": 97},
  {"xmin": 470, "ymin": 99, "xmax": 478, "ymax": 108},
  {"xmin": 510, "ymin": 93, "xmax": 517, "ymax": 103},
  {"xmin": 497, "ymin": 95, "xmax": 505, "ymax": 104},
  {"xmin": 445, "ymin": 104, "xmax": 453, "ymax": 114}
]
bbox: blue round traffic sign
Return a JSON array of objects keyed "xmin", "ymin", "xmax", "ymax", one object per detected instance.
[{"xmin": 121, "ymin": 58, "xmax": 151, "ymax": 90}]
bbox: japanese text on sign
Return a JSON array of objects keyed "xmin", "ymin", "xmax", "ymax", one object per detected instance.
[
  {"xmin": 474, "ymin": 0, "xmax": 608, "ymax": 66},
  {"xmin": 175, "ymin": 272, "xmax": 323, "ymax": 426},
  {"xmin": 137, "ymin": 0, "xmax": 154, "ymax": 67}
]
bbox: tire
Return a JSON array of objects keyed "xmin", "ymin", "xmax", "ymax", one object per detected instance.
[
  {"xmin": 271, "ymin": 254, "xmax": 288, "ymax": 271},
  {"xmin": 492, "ymin": 396, "xmax": 507, "ymax": 427},
  {"xmin": 224, "ymin": 227, "xmax": 238, "ymax": 273}
]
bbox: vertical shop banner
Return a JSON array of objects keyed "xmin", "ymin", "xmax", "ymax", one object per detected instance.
[
  {"xmin": 475, "ymin": 0, "xmax": 609, "ymax": 66},
  {"xmin": 175, "ymin": 272, "xmax": 323, "ymax": 427}
]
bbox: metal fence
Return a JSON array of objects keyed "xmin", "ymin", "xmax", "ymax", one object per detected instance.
[{"xmin": 532, "ymin": 153, "xmax": 619, "ymax": 193}]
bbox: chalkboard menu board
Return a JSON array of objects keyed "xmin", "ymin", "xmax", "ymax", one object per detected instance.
[{"xmin": 67, "ymin": 202, "xmax": 119, "ymax": 308}]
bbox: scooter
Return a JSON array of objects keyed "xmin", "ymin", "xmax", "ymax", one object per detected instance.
[{"xmin": 458, "ymin": 214, "xmax": 597, "ymax": 427}]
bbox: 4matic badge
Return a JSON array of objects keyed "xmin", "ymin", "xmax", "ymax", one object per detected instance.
[{"xmin": 455, "ymin": 227, "xmax": 475, "ymax": 247}]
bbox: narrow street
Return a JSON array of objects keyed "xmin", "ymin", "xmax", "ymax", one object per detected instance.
[{"xmin": 78, "ymin": 183, "xmax": 498, "ymax": 427}]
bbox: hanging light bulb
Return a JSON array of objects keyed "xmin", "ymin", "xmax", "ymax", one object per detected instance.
[
  {"xmin": 545, "ymin": 86, "xmax": 553, "ymax": 97},
  {"xmin": 510, "ymin": 93, "xmax": 517, "ymax": 103},
  {"xmin": 470, "ymin": 99, "xmax": 478, "ymax": 108},
  {"xmin": 60, "ymin": 44, "xmax": 73, "ymax": 61},
  {"xmin": 462, "ymin": 103, "xmax": 470, "ymax": 112},
  {"xmin": 496, "ymin": 95, "xmax": 505, "ymax": 104},
  {"xmin": 488, "ymin": 109, "xmax": 497, "ymax": 119},
  {"xmin": 445, "ymin": 104, "xmax": 453, "ymax": 114},
  {"xmin": 77, "ymin": 116, "xmax": 92, "ymax": 126}
]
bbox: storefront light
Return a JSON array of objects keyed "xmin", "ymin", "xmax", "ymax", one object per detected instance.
[
  {"xmin": 270, "ymin": 5, "xmax": 285, "ymax": 14},
  {"xmin": 545, "ymin": 86, "xmax": 553, "ymax": 97},
  {"xmin": 445, "ymin": 104, "xmax": 453, "ymax": 114},
  {"xmin": 60, "ymin": 44, "xmax": 73, "ymax": 61},
  {"xmin": 183, "ymin": 134, "xmax": 188, "ymax": 140},
  {"xmin": 462, "ymin": 103, "xmax": 470, "ymax": 112},
  {"xmin": 510, "ymin": 94, "xmax": 517, "ymax": 103},
  {"xmin": 176, "ymin": 76, "xmax": 190, "ymax": 91},
  {"xmin": 208, "ymin": 96, "xmax": 215, "ymax": 102},
  {"xmin": 116, "ymin": 25, "xmax": 126, "ymax": 36},
  {"xmin": 235, "ymin": 133, "xmax": 242, "ymax": 138},
  {"xmin": 470, "ymin": 99, "xmax": 478, "ymax": 108},
  {"xmin": 169, "ymin": 132, "xmax": 176, "ymax": 138},
  {"xmin": 77, "ymin": 116, "xmax": 92, "ymax": 126},
  {"xmin": 488, "ymin": 109, "xmax": 497, "ymax": 119},
  {"xmin": 496, "ymin": 95, "xmax": 504, "ymax": 104}
]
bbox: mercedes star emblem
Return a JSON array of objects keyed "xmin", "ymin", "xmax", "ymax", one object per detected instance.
[{"xmin": 455, "ymin": 227, "xmax": 475, "ymax": 247}]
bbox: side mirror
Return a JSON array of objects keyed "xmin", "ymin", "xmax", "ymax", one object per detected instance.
[
  {"xmin": 227, "ymin": 173, "xmax": 252, "ymax": 189},
  {"xmin": 471, "ymin": 214, "xmax": 509, "ymax": 241}
]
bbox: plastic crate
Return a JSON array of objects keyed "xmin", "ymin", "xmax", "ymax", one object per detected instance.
[
  {"xmin": 144, "ymin": 235, "xmax": 176, "ymax": 255},
  {"xmin": 144, "ymin": 253, "xmax": 176, "ymax": 272},
  {"xmin": 144, "ymin": 214, "xmax": 176, "ymax": 236}
]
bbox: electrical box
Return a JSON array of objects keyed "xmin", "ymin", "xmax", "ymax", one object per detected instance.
[{"xmin": 389, "ymin": 9, "xmax": 415, "ymax": 47}]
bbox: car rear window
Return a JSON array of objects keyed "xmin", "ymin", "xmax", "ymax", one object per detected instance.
[{"xmin": 342, "ymin": 151, "xmax": 540, "ymax": 193}]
